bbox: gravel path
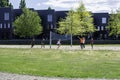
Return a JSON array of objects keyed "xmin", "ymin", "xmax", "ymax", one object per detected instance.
[
  {"xmin": 0, "ymin": 72, "xmax": 119, "ymax": 80},
  {"xmin": 0, "ymin": 45, "xmax": 120, "ymax": 80},
  {"xmin": 0, "ymin": 45, "xmax": 120, "ymax": 51}
]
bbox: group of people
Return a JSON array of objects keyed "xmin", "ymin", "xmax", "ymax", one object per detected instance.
[
  {"xmin": 31, "ymin": 38, "xmax": 46, "ymax": 48},
  {"xmin": 31, "ymin": 38, "xmax": 61, "ymax": 49},
  {"xmin": 78, "ymin": 37, "xmax": 85, "ymax": 49},
  {"xmin": 78, "ymin": 37, "xmax": 94, "ymax": 49},
  {"xmin": 31, "ymin": 37, "xmax": 94, "ymax": 49}
]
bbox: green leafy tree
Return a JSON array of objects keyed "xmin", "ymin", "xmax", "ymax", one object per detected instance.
[
  {"xmin": 0, "ymin": 0, "xmax": 13, "ymax": 8},
  {"xmin": 58, "ymin": 2, "xmax": 95, "ymax": 36},
  {"xmin": 19, "ymin": 0, "xmax": 26, "ymax": 9},
  {"xmin": 57, "ymin": 9, "xmax": 74, "ymax": 46},
  {"xmin": 58, "ymin": 2, "xmax": 95, "ymax": 46},
  {"xmin": 57, "ymin": 9, "xmax": 74, "ymax": 34},
  {"xmin": 0, "ymin": 0, "xmax": 7, "ymax": 7},
  {"xmin": 107, "ymin": 8, "xmax": 120, "ymax": 36},
  {"xmin": 14, "ymin": 8, "xmax": 42, "ymax": 38},
  {"xmin": 48, "ymin": 6, "xmax": 52, "ymax": 10},
  {"xmin": 9, "ymin": 2, "xmax": 13, "ymax": 8},
  {"xmin": 76, "ymin": 2, "xmax": 95, "ymax": 36}
]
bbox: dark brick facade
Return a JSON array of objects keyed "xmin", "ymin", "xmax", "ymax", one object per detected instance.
[
  {"xmin": 0, "ymin": 7, "xmax": 13, "ymax": 39},
  {"xmin": 0, "ymin": 7, "xmax": 109, "ymax": 40}
]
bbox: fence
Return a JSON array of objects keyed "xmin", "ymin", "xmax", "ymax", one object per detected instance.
[{"xmin": 0, "ymin": 39, "xmax": 120, "ymax": 45}]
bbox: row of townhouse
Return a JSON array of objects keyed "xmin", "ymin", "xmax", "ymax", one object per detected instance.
[{"xmin": 0, "ymin": 7, "xmax": 110, "ymax": 40}]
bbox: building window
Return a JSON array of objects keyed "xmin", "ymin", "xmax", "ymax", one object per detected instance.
[
  {"xmin": 101, "ymin": 26, "xmax": 104, "ymax": 30},
  {"xmin": 50, "ymin": 24, "xmax": 53, "ymax": 29},
  {"xmin": 47, "ymin": 14, "xmax": 52, "ymax": 22},
  {"xmin": 4, "ymin": 24, "xmax": 6, "ymax": 28},
  {"xmin": 97, "ymin": 26, "xmax": 100, "ymax": 31},
  {"xmin": 4, "ymin": 13, "xmax": 10, "ymax": 20},
  {"xmin": 102, "ymin": 17, "xmax": 106, "ymax": 24},
  {"xmin": 8, "ymin": 23, "xmax": 10, "ymax": 28},
  {"xmin": 0, "ymin": 24, "xmax": 2, "ymax": 28}
]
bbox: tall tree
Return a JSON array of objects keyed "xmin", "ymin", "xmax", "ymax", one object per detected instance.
[
  {"xmin": 107, "ymin": 8, "xmax": 120, "ymax": 36},
  {"xmin": 57, "ymin": 9, "xmax": 74, "ymax": 34},
  {"xmin": 58, "ymin": 2, "xmax": 95, "ymax": 46},
  {"xmin": 19, "ymin": 0, "xmax": 26, "ymax": 9},
  {"xmin": 58, "ymin": 2, "xmax": 95, "ymax": 36},
  {"xmin": 0, "ymin": 0, "xmax": 6, "ymax": 7},
  {"xmin": 9, "ymin": 2, "xmax": 13, "ymax": 8},
  {"xmin": 57, "ymin": 9, "xmax": 74, "ymax": 46},
  {"xmin": 48, "ymin": 6, "xmax": 52, "ymax": 10},
  {"xmin": 0, "ymin": 0, "xmax": 13, "ymax": 8},
  {"xmin": 14, "ymin": 8, "xmax": 42, "ymax": 38},
  {"xmin": 75, "ymin": 2, "xmax": 95, "ymax": 36}
]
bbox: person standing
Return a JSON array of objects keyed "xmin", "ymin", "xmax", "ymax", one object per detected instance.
[
  {"xmin": 82, "ymin": 37, "xmax": 85, "ymax": 48},
  {"xmin": 78, "ymin": 37, "xmax": 83, "ymax": 49},
  {"xmin": 41, "ymin": 38, "xmax": 45, "ymax": 48},
  {"xmin": 90, "ymin": 38, "xmax": 94, "ymax": 49},
  {"xmin": 31, "ymin": 38, "xmax": 35, "ymax": 48},
  {"xmin": 57, "ymin": 39, "xmax": 61, "ymax": 49}
]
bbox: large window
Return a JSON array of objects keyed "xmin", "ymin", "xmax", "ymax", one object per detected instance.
[
  {"xmin": 4, "ymin": 13, "xmax": 10, "ymax": 20},
  {"xmin": 47, "ymin": 14, "xmax": 52, "ymax": 22},
  {"xmin": 97, "ymin": 26, "xmax": 100, "ymax": 31},
  {"xmin": 0, "ymin": 24, "xmax": 2, "ymax": 29},
  {"xmin": 101, "ymin": 26, "xmax": 104, "ymax": 30},
  {"xmin": 8, "ymin": 23, "xmax": 10, "ymax": 28},
  {"xmin": 4, "ymin": 23, "xmax": 6, "ymax": 28},
  {"xmin": 102, "ymin": 17, "xmax": 106, "ymax": 24}
]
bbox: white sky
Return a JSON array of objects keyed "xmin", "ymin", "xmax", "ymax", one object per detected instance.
[{"xmin": 9, "ymin": 0, "xmax": 120, "ymax": 13}]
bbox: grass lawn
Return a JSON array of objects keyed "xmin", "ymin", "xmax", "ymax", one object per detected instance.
[{"xmin": 0, "ymin": 48, "xmax": 120, "ymax": 79}]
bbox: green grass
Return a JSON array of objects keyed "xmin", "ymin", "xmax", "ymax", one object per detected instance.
[{"xmin": 0, "ymin": 48, "xmax": 120, "ymax": 79}]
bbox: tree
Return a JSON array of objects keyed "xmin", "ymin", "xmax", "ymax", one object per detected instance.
[
  {"xmin": 58, "ymin": 2, "xmax": 95, "ymax": 36},
  {"xmin": 57, "ymin": 9, "xmax": 74, "ymax": 46},
  {"xmin": 57, "ymin": 2, "xmax": 95, "ymax": 46},
  {"xmin": 57, "ymin": 9, "xmax": 74, "ymax": 34},
  {"xmin": 0, "ymin": 0, "xmax": 13, "ymax": 8},
  {"xmin": 75, "ymin": 2, "xmax": 95, "ymax": 36},
  {"xmin": 19, "ymin": 0, "xmax": 26, "ymax": 9},
  {"xmin": 9, "ymin": 2, "xmax": 13, "ymax": 8},
  {"xmin": 14, "ymin": 8, "xmax": 42, "ymax": 38},
  {"xmin": 48, "ymin": 6, "xmax": 52, "ymax": 10},
  {"xmin": 0, "ymin": 0, "xmax": 7, "ymax": 7},
  {"xmin": 107, "ymin": 8, "xmax": 120, "ymax": 37}
]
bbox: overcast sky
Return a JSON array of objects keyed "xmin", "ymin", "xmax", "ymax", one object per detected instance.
[{"xmin": 9, "ymin": 0, "xmax": 120, "ymax": 13}]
